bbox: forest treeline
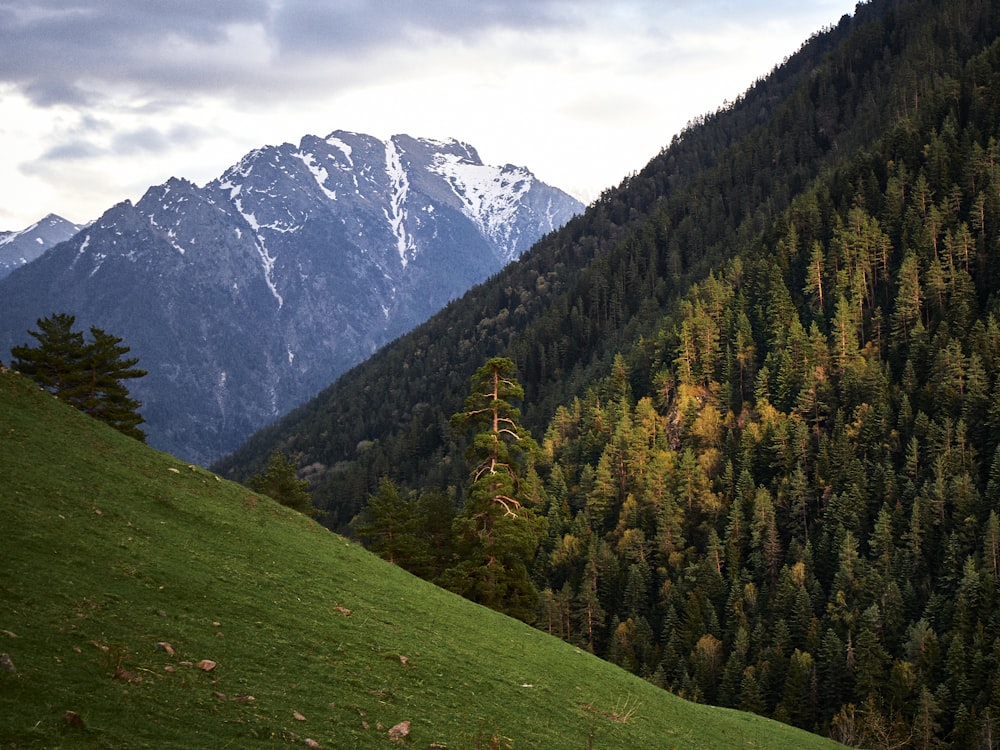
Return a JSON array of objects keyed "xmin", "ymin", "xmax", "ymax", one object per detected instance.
[
  {"xmin": 215, "ymin": 0, "xmax": 1000, "ymax": 746},
  {"xmin": 356, "ymin": 100, "xmax": 1000, "ymax": 743}
]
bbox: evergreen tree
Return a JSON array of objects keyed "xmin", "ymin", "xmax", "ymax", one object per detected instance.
[
  {"xmin": 574, "ymin": 540, "xmax": 608, "ymax": 652},
  {"xmin": 247, "ymin": 449, "xmax": 318, "ymax": 517},
  {"xmin": 442, "ymin": 358, "xmax": 546, "ymax": 621},
  {"xmin": 891, "ymin": 251, "xmax": 922, "ymax": 347},
  {"xmin": 9, "ymin": 313, "xmax": 86, "ymax": 398},
  {"xmin": 449, "ymin": 358, "xmax": 539, "ymax": 518},
  {"xmin": 781, "ymin": 648, "xmax": 818, "ymax": 730},
  {"xmin": 79, "ymin": 327, "xmax": 147, "ymax": 440},
  {"xmin": 355, "ymin": 477, "xmax": 421, "ymax": 567},
  {"xmin": 10, "ymin": 313, "xmax": 147, "ymax": 440},
  {"xmin": 356, "ymin": 479, "xmax": 455, "ymax": 580}
]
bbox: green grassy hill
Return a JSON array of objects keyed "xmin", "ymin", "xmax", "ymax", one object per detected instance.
[{"xmin": 0, "ymin": 371, "xmax": 841, "ymax": 749}]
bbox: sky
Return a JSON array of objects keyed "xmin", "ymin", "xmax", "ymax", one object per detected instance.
[{"xmin": 0, "ymin": 0, "xmax": 860, "ymax": 231}]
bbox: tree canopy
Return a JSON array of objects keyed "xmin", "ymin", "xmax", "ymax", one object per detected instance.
[
  {"xmin": 439, "ymin": 358, "xmax": 546, "ymax": 622},
  {"xmin": 10, "ymin": 313, "xmax": 147, "ymax": 440},
  {"xmin": 246, "ymin": 449, "xmax": 320, "ymax": 517},
  {"xmin": 450, "ymin": 357, "xmax": 538, "ymax": 518}
]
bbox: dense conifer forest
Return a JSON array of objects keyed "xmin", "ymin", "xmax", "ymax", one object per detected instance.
[{"xmin": 216, "ymin": 0, "xmax": 1000, "ymax": 745}]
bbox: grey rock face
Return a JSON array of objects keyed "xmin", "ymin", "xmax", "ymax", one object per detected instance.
[{"xmin": 0, "ymin": 214, "xmax": 82, "ymax": 279}]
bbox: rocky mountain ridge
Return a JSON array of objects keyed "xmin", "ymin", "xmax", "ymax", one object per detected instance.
[
  {"xmin": 0, "ymin": 130, "xmax": 583, "ymax": 463},
  {"xmin": 0, "ymin": 213, "xmax": 82, "ymax": 279}
]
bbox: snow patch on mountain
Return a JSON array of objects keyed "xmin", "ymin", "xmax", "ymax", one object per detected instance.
[
  {"xmin": 384, "ymin": 137, "xmax": 415, "ymax": 267},
  {"xmin": 88, "ymin": 253, "xmax": 107, "ymax": 277},
  {"xmin": 234, "ymin": 197, "xmax": 284, "ymax": 308},
  {"xmin": 326, "ymin": 135, "xmax": 354, "ymax": 167},
  {"xmin": 68, "ymin": 234, "xmax": 91, "ymax": 272},
  {"xmin": 166, "ymin": 229, "xmax": 186, "ymax": 255},
  {"xmin": 253, "ymin": 238, "xmax": 283, "ymax": 308},
  {"xmin": 431, "ymin": 154, "xmax": 534, "ymax": 258},
  {"xmin": 296, "ymin": 151, "xmax": 338, "ymax": 202},
  {"xmin": 147, "ymin": 213, "xmax": 187, "ymax": 255}
]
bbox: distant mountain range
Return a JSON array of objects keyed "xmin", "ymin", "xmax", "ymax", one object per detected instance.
[
  {"xmin": 0, "ymin": 131, "xmax": 583, "ymax": 463},
  {"xmin": 0, "ymin": 213, "xmax": 82, "ymax": 279}
]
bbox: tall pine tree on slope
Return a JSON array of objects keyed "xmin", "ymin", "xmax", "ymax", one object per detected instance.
[
  {"xmin": 10, "ymin": 313, "xmax": 147, "ymax": 440},
  {"xmin": 440, "ymin": 357, "xmax": 547, "ymax": 622},
  {"xmin": 8, "ymin": 313, "xmax": 87, "ymax": 400}
]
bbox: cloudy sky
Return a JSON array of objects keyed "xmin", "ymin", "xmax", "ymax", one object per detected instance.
[{"xmin": 0, "ymin": 0, "xmax": 859, "ymax": 230}]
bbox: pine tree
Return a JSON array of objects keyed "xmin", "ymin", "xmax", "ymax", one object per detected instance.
[
  {"xmin": 891, "ymin": 251, "xmax": 922, "ymax": 347},
  {"xmin": 804, "ymin": 241, "xmax": 827, "ymax": 316},
  {"xmin": 79, "ymin": 327, "xmax": 147, "ymax": 440},
  {"xmin": 355, "ymin": 477, "xmax": 421, "ymax": 566},
  {"xmin": 442, "ymin": 358, "xmax": 546, "ymax": 621},
  {"xmin": 449, "ymin": 357, "xmax": 539, "ymax": 518},
  {"xmin": 247, "ymin": 449, "xmax": 318, "ymax": 517},
  {"xmin": 9, "ymin": 313, "xmax": 86, "ymax": 397},
  {"xmin": 781, "ymin": 648, "xmax": 818, "ymax": 730},
  {"xmin": 573, "ymin": 541, "xmax": 608, "ymax": 652},
  {"xmin": 10, "ymin": 313, "xmax": 147, "ymax": 440}
]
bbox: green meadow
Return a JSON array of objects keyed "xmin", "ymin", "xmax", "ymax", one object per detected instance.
[{"xmin": 0, "ymin": 370, "xmax": 842, "ymax": 749}]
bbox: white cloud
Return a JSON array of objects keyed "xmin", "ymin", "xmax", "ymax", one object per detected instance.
[{"xmin": 0, "ymin": 0, "xmax": 859, "ymax": 229}]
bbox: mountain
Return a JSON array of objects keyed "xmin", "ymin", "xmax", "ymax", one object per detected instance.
[
  {"xmin": 0, "ymin": 213, "xmax": 82, "ymax": 279},
  {"xmin": 0, "ymin": 369, "xmax": 843, "ymax": 750},
  {"xmin": 216, "ymin": 0, "xmax": 1000, "ymax": 746},
  {"xmin": 0, "ymin": 131, "xmax": 582, "ymax": 463}
]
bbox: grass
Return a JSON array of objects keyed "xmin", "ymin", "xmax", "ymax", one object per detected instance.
[{"xmin": 0, "ymin": 370, "xmax": 844, "ymax": 749}]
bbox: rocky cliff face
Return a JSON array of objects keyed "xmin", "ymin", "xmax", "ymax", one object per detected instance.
[
  {"xmin": 0, "ymin": 214, "xmax": 82, "ymax": 279},
  {"xmin": 0, "ymin": 131, "xmax": 583, "ymax": 463}
]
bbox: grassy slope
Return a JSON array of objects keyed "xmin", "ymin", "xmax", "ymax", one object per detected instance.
[{"xmin": 0, "ymin": 371, "xmax": 842, "ymax": 749}]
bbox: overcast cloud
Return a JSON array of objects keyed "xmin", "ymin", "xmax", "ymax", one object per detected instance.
[{"xmin": 0, "ymin": 0, "xmax": 859, "ymax": 229}]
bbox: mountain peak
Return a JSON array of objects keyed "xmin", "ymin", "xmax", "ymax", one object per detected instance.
[
  {"xmin": 0, "ymin": 129, "xmax": 582, "ymax": 462},
  {"xmin": 0, "ymin": 213, "xmax": 83, "ymax": 280}
]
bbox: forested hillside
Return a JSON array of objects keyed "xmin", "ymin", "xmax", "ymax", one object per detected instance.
[
  {"xmin": 2, "ymin": 370, "xmax": 847, "ymax": 750},
  {"xmin": 217, "ymin": 0, "xmax": 1000, "ymax": 745}
]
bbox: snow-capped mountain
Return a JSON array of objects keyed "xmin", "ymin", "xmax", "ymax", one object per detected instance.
[
  {"xmin": 0, "ymin": 131, "xmax": 583, "ymax": 463},
  {"xmin": 0, "ymin": 214, "xmax": 82, "ymax": 279}
]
